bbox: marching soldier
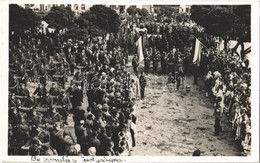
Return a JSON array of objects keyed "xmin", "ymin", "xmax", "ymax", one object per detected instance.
[
  {"xmin": 57, "ymin": 91, "xmax": 72, "ymax": 125},
  {"xmin": 38, "ymin": 64, "xmax": 47, "ymax": 87},
  {"xmin": 161, "ymin": 51, "xmax": 168, "ymax": 75},
  {"xmin": 144, "ymin": 48, "xmax": 151, "ymax": 73},
  {"xmin": 49, "ymin": 83, "xmax": 61, "ymax": 104},
  {"xmin": 55, "ymin": 65, "xmax": 66, "ymax": 89},
  {"xmin": 153, "ymin": 50, "xmax": 160, "ymax": 75},
  {"xmin": 139, "ymin": 72, "xmax": 147, "ymax": 100},
  {"xmin": 132, "ymin": 55, "xmax": 139, "ymax": 76}
]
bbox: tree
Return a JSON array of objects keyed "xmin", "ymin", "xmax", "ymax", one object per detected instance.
[
  {"xmin": 154, "ymin": 5, "xmax": 178, "ymax": 21},
  {"xmin": 77, "ymin": 5, "xmax": 121, "ymax": 34},
  {"xmin": 45, "ymin": 6, "xmax": 75, "ymax": 32},
  {"xmin": 190, "ymin": 5, "xmax": 250, "ymax": 59},
  {"xmin": 126, "ymin": 6, "xmax": 151, "ymax": 21},
  {"xmin": 126, "ymin": 6, "xmax": 138, "ymax": 16},
  {"xmin": 9, "ymin": 4, "xmax": 40, "ymax": 33}
]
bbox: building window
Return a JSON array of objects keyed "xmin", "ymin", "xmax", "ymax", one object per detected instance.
[
  {"xmin": 119, "ymin": 5, "xmax": 125, "ymax": 13},
  {"xmin": 81, "ymin": 4, "xmax": 85, "ymax": 10},
  {"xmin": 40, "ymin": 4, "xmax": 44, "ymax": 11},
  {"xmin": 74, "ymin": 4, "xmax": 78, "ymax": 10},
  {"xmin": 67, "ymin": 4, "xmax": 71, "ymax": 9}
]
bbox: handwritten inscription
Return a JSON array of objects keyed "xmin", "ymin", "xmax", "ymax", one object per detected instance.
[{"xmin": 31, "ymin": 156, "xmax": 124, "ymax": 163}]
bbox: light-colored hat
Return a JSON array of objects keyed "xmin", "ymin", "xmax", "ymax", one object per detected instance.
[{"xmin": 88, "ymin": 147, "xmax": 96, "ymax": 156}]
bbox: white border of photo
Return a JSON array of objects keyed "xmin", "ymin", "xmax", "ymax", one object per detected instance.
[{"xmin": 0, "ymin": 0, "xmax": 259, "ymax": 162}]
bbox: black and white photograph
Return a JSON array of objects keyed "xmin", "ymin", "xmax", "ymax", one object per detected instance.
[{"xmin": 1, "ymin": 0, "xmax": 259, "ymax": 162}]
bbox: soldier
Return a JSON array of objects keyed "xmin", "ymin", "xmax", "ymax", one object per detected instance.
[
  {"xmin": 144, "ymin": 48, "xmax": 151, "ymax": 73},
  {"xmin": 153, "ymin": 50, "xmax": 160, "ymax": 75},
  {"xmin": 167, "ymin": 53, "xmax": 175, "ymax": 75},
  {"xmin": 44, "ymin": 107, "xmax": 63, "ymax": 127},
  {"xmin": 55, "ymin": 65, "xmax": 66, "ymax": 89},
  {"xmin": 9, "ymin": 107, "xmax": 23, "ymax": 127},
  {"xmin": 22, "ymin": 93, "xmax": 36, "ymax": 108},
  {"xmin": 33, "ymin": 83, "xmax": 47, "ymax": 97},
  {"xmin": 139, "ymin": 72, "xmax": 147, "ymax": 100},
  {"xmin": 71, "ymin": 85, "xmax": 83, "ymax": 110},
  {"xmin": 57, "ymin": 91, "xmax": 72, "ymax": 125},
  {"xmin": 26, "ymin": 107, "xmax": 43, "ymax": 129},
  {"xmin": 25, "ymin": 59, "xmax": 36, "ymax": 82},
  {"xmin": 161, "ymin": 51, "xmax": 168, "ymax": 75},
  {"xmin": 39, "ymin": 92, "xmax": 53, "ymax": 108},
  {"xmin": 38, "ymin": 64, "xmax": 47, "ymax": 87},
  {"xmin": 18, "ymin": 83, "xmax": 30, "ymax": 104},
  {"xmin": 132, "ymin": 55, "xmax": 139, "ymax": 76},
  {"xmin": 9, "ymin": 93, "xmax": 21, "ymax": 109},
  {"xmin": 50, "ymin": 122, "xmax": 65, "ymax": 155},
  {"xmin": 48, "ymin": 59, "xmax": 57, "ymax": 80},
  {"xmin": 16, "ymin": 65, "xmax": 28, "ymax": 86},
  {"xmin": 49, "ymin": 83, "xmax": 61, "ymax": 104}
]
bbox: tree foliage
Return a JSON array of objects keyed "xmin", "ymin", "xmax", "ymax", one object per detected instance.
[
  {"xmin": 88, "ymin": 5, "xmax": 121, "ymax": 33},
  {"xmin": 190, "ymin": 5, "xmax": 250, "ymax": 42},
  {"xmin": 126, "ymin": 6, "xmax": 151, "ymax": 20},
  {"xmin": 126, "ymin": 6, "xmax": 138, "ymax": 16},
  {"xmin": 154, "ymin": 5, "xmax": 178, "ymax": 20},
  {"xmin": 45, "ymin": 6, "xmax": 75, "ymax": 30},
  {"xmin": 9, "ymin": 4, "xmax": 40, "ymax": 33}
]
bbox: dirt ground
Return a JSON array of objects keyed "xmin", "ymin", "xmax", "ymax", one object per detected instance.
[{"xmin": 128, "ymin": 68, "xmax": 241, "ymax": 156}]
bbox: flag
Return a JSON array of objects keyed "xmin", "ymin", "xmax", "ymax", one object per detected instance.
[
  {"xmin": 135, "ymin": 37, "xmax": 144, "ymax": 63},
  {"xmin": 193, "ymin": 38, "xmax": 202, "ymax": 64}
]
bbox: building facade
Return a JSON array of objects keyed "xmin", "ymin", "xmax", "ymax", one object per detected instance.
[{"xmin": 19, "ymin": 4, "xmax": 190, "ymax": 15}]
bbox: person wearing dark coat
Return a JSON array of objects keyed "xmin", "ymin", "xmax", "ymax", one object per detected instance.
[
  {"xmin": 132, "ymin": 55, "xmax": 139, "ymax": 76},
  {"xmin": 139, "ymin": 72, "xmax": 147, "ymax": 100}
]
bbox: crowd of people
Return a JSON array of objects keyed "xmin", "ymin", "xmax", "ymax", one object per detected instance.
[
  {"xmin": 203, "ymin": 49, "xmax": 251, "ymax": 155},
  {"xmin": 8, "ymin": 24, "xmax": 141, "ymax": 155},
  {"xmin": 8, "ymin": 7, "xmax": 251, "ymax": 156}
]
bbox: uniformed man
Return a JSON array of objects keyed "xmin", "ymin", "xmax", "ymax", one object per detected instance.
[
  {"xmin": 167, "ymin": 53, "xmax": 175, "ymax": 75},
  {"xmin": 132, "ymin": 55, "xmax": 139, "ymax": 76},
  {"xmin": 139, "ymin": 72, "xmax": 147, "ymax": 100},
  {"xmin": 38, "ymin": 64, "xmax": 47, "ymax": 87},
  {"xmin": 55, "ymin": 65, "xmax": 66, "ymax": 89},
  {"xmin": 49, "ymin": 83, "xmax": 61, "ymax": 104},
  {"xmin": 144, "ymin": 48, "xmax": 151, "ymax": 73},
  {"xmin": 153, "ymin": 50, "xmax": 160, "ymax": 75},
  {"xmin": 57, "ymin": 91, "xmax": 72, "ymax": 125},
  {"xmin": 16, "ymin": 65, "xmax": 28, "ymax": 86},
  {"xmin": 161, "ymin": 51, "xmax": 168, "ymax": 75},
  {"xmin": 26, "ymin": 107, "xmax": 43, "ymax": 128}
]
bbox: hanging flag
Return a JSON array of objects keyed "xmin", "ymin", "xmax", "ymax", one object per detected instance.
[
  {"xmin": 193, "ymin": 38, "xmax": 202, "ymax": 65},
  {"xmin": 135, "ymin": 36, "xmax": 144, "ymax": 63}
]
